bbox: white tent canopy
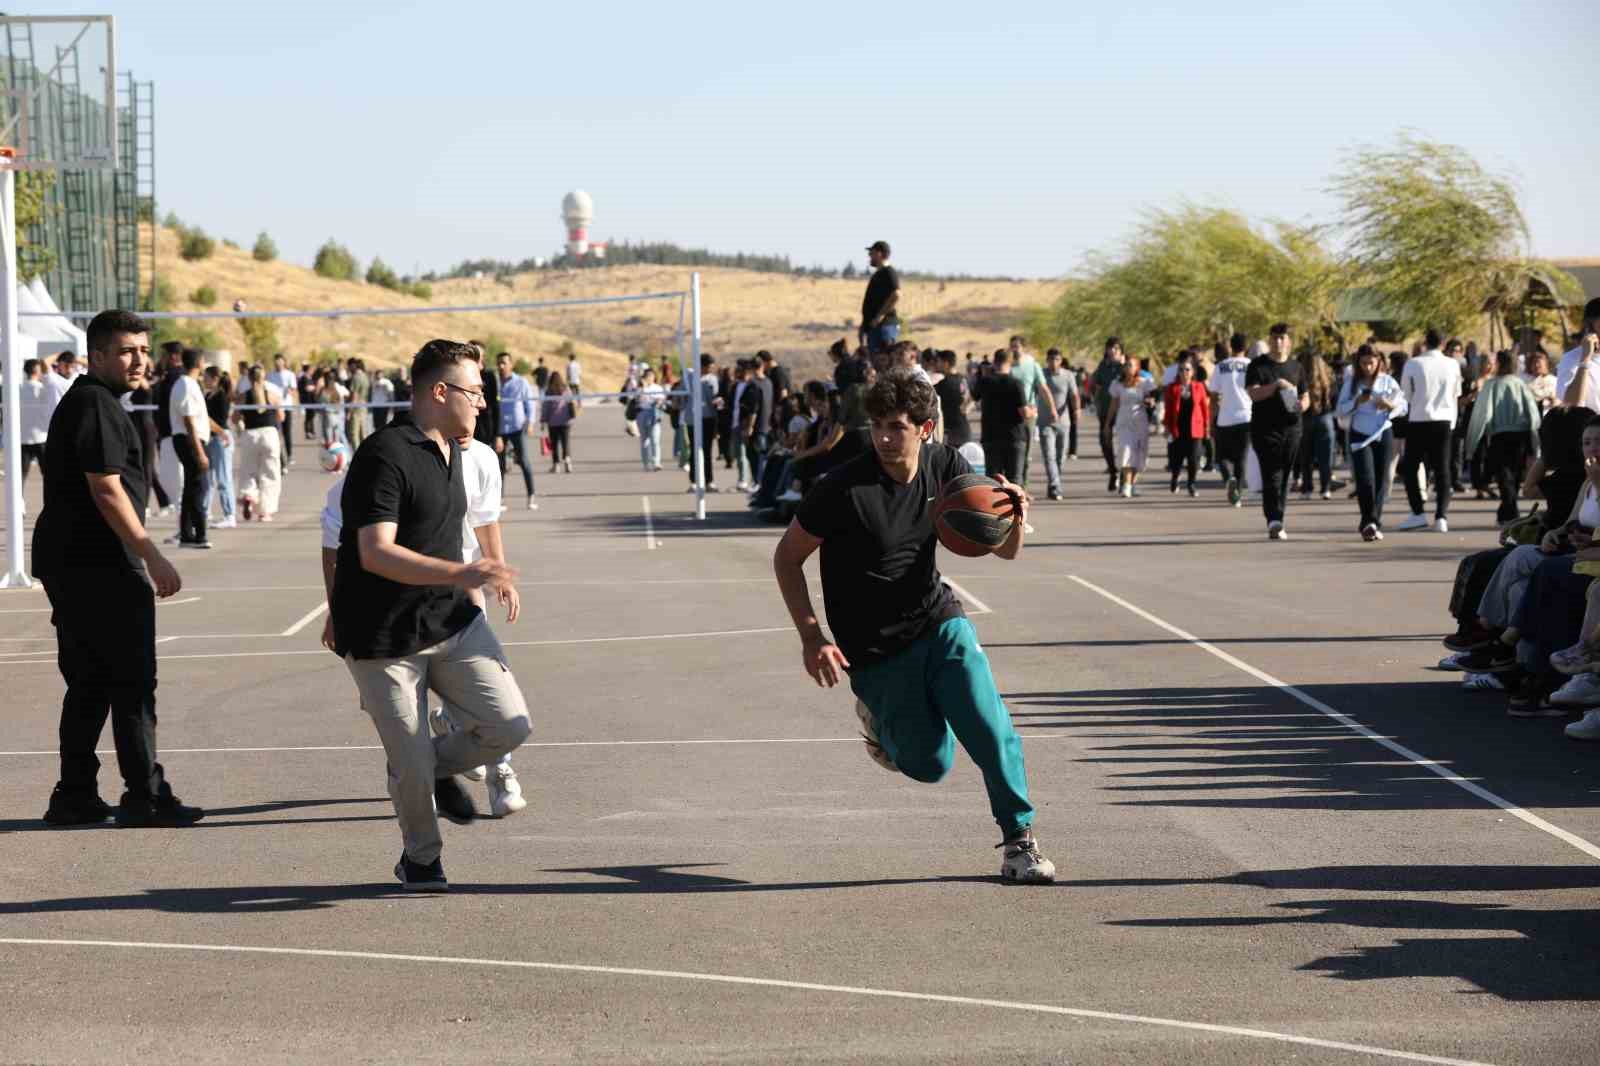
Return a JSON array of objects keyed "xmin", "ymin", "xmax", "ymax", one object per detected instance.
[{"xmin": 18, "ymin": 279, "xmax": 86, "ymax": 356}]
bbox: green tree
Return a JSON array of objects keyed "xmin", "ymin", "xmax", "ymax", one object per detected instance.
[
  {"xmin": 313, "ymin": 239, "xmax": 358, "ymax": 280},
  {"xmin": 162, "ymin": 211, "xmax": 182, "ymax": 229},
  {"xmin": 237, "ymin": 316, "xmax": 280, "ymax": 362},
  {"xmin": 365, "ymin": 257, "xmax": 400, "ymax": 289},
  {"xmin": 252, "ymin": 231, "xmax": 278, "ymax": 262},
  {"xmin": 179, "ymin": 227, "xmax": 215, "ymax": 261},
  {"xmin": 1328, "ymin": 134, "xmax": 1580, "ymax": 337},
  {"xmin": 407, "ymin": 281, "xmax": 432, "ymax": 300},
  {"xmin": 190, "ymin": 284, "xmax": 217, "ymax": 307},
  {"xmin": 14, "ymin": 170, "xmax": 57, "ymax": 281}
]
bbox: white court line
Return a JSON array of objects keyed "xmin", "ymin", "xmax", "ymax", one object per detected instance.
[
  {"xmin": 641, "ymin": 496, "xmax": 659, "ymax": 550},
  {"xmin": 281, "ymin": 602, "xmax": 329, "ymax": 637},
  {"xmin": 0, "ymin": 939, "xmax": 1494, "ymax": 1066},
  {"xmin": 1069, "ymin": 575, "xmax": 1600, "ymax": 863},
  {"xmin": 945, "ymin": 578, "xmax": 992, "ymax": 616}
]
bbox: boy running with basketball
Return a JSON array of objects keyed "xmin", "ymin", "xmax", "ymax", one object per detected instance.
[{"xmin": 772, "ymin": 367, "xmax": 1055, "ymax": 883}]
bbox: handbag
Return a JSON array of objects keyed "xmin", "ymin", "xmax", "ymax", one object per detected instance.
[{"xmin": 539, "ymin": 433, "xmax": 551, "ymax": 457}]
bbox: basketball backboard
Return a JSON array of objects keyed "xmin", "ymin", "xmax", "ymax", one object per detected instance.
[{"xmin": 0, "ymin": 15, "xmax": 117, "ymax": 171}]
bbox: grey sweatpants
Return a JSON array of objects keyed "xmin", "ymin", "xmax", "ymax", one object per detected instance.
[{"xmin": 345, "ymin": 613, "xmax": 531, "ymax": 864}]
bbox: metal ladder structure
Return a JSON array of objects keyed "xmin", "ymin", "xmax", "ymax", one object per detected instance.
[{"xmin": 127, "ymin": 76, "xmax": 154, "ymax": 308}]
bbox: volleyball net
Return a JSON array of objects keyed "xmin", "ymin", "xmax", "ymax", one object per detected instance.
[{"xmin": 2, "ymin": 274, "xmax": 711, "ymax": 588}]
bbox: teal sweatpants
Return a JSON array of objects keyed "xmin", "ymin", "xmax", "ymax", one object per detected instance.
[{"xmin": 848, "ymin": 616, "xmax": 1034, "ymax": 836}]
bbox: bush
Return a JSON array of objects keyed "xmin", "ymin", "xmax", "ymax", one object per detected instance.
[
  {"xmin": 407, "ymin": 281, "xmax": 432, "ymax": 300},
  {"xmin": 313, "ymin": 239, "xmax": 358, "ymax": 280},
  {"xmin": 222, "ymin": 238, "xmax": 240, "ymax": 250},
  {"xmin": 366, "ymin": 257, "xmax": 400, "ymax": 290},
  {"xmin": 179, "ymin": 227, "xmax": 215, "ymax": 261},
  {"xmin": 190, "ymin": 285, "xmax": 217, "ymax": 307},
  {"xmin": 141, "ymin": 278, "xmax": 177, "ymax": 312},
  {"xmin": 163, "ymin": 211, "xmax": 182, "ymax": 230},
  {"xmin": 252, "ymin": 232, "xmax": 277, "ymax": 262},
  {"xmin": 238, "ymin": 316, "xmax": 280, "ymax": 362},
  {"xmin": 512, "ymin": 357, "xmax": 533, "ymax": 376},
  {"xmin": 151, "ymin": 319, "xmax": 225, "ymax": 353}
]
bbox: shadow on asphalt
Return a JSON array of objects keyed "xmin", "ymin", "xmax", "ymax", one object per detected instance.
[
  {"xmin": 1100, "ymin": 867, "xmax": 1600, "ymax": 1002},
  {"xmin": 986, "ymin": 634, "xmax": 1441, "ymax": 648},
  {"xmin": 0, "ymin": 797, "xmax": 392, "ymax": 835},
  {"xmin": 1002, "ymin": 685, "xmax": 1600, "ymax": 812}
]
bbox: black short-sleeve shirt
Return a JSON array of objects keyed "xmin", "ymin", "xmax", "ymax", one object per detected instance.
[
  {"xmin": 332, "ymin": 422, "xmax": 481, "ymax": 659},
  {"xmin": 1245, "ymin": 355, "xmax": 1307, "ymax": 434},
  {"xmin": 979, "ymin": 373, "xmax": 1028, "ymax": 443},
  {"xmin": 935, "ymin": 374, "xmax": 972, "ymax": 445},
  {"xmin": 796, "ymin": 442, "xmax": 971, "ymax": 668},
  {"xmin": 32, "ymin": 375, "xmax": 148, "ymax": 577},
  {"xmin": 861, "ymin": 266, "xmax": 901, "ymax": 327}
]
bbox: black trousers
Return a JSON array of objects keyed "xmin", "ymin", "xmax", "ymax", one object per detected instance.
[
  {"xmin": 547, "ymin": 424, "xmax": 571, "ymax": 463},
  {"xmin": 499, "ymin": 429, "xmax": 536, "ymax": 497},
  {"xmin": 172, "ymin": 434, "xmax": 210, "ymax": 544},
  {"xmin": 1214, "ymin": 423, "xmax": 1251, "ymax": 484},
  {"xmin": 1400, "ymin": 420, "xmax": 1454, "ymax": 519},
  {"xmin": 1096, "ymin": 406, "xmax": 1116, "ymax": 473},
  {"xmin": 689, "ymin": 419, "xmax": 718, "ymax": 488},
  {"xmin": 20, "ymin": 442, "xmax": 44, "ymax": 481},
  {"xmin": 1450, "ymin": 547, "xmax": 1514, "ymax": 624},
  {"xmin": 43, "ymin": 569, "xmax": 165, "ymax": 801},
  {"xmin": 982, "ymin": 436, "xmax": 1024, "ymax": 483},
  {"xmin": 1486, "ymin": 431, "xmax": 1529, "ymax": 523},
  {"xmin": 279, "ymin": 413, "xmax": 294, "ymax": 469},
  {"xmin": 1167, "ymin": 434, "xmax": 1201, "ymax": 487},
  {"xmin": 1066, "ymin": 405, "xmax": 1079, "ymax": 456},
  {"xmin": 1255, "ymin": 426, "xmax": 1300, "ymax": 524}
]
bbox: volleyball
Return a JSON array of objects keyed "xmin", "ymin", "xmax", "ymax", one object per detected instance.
[{"xmin": 320, "ymin": 442, "xmax": 351, "ymax": 473}]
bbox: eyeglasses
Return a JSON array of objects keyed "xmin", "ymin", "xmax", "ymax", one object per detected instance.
[{"xmin": 441, "ymin": 382, "xmax": 486, "ymax": 405}]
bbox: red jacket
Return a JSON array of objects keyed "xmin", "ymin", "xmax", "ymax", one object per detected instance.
[{"xmin": 1163, "ymin": 381, "xmax": 1211, "ymax": 439}]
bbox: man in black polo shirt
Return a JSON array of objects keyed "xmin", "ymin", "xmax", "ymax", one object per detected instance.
[
  {"xmin": 333, "ymin": 339, "xmax": 532, "ymax": 891},
  {"xmin": 978, "ymin": 348, "xmax": 1033, "ymax": 482},
  {"xmin": 772, "ymin": 368, "xmax": 1056, "ymax": 883},
  {"xmin": 1245, "ymin": 322, "xmax": 1309, "ymax": 540},
  {"xmin": 34, "ymin": 309, "xmax": 202, "ymax": 828},
  {"xmin": 859, "ymin": 240, "xmax": 900, "ymax": 354}
]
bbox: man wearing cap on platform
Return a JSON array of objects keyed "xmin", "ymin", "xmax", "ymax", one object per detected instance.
[
  {"xmin": 772, "ymin": 366, "xmax": 1056, "ymax": 883},
  {"xmin": 859, "ymin": 240, "xmax": 901, "ymax": 355}
]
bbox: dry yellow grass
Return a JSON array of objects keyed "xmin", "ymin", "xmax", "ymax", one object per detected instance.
[{"xmin": 150, "ymin": 223, "xmax": 1060, "ymax": 389}]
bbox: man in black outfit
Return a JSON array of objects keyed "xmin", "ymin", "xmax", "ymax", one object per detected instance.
[
  {"xmin": 859, "ymin": 240, "xmax": 901, "ymax": 354},
  {"xmin": 1245, "ymin": 322, "xmax": 1309, "ymax": 540},
  {"xmin": 978, "ymin": 348, "xmax": 1033, "ymax": 482},
  {"xmin": 936, "ymin": 350, "xmax": 973, "ymax": 447},
  {"xmin": 167, "ymin": 348, "xmax": 213, "ymax": 549},
  {"xmin": 468, "ymin": 340, "xmax": 501, "ymax": 457},
  {"xmin": 34, "ymin": 309, "xmax": 203, "ymax": 828}
]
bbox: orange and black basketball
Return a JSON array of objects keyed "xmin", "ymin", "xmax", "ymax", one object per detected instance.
[{"xmin": 933, "ymin": 474, "xmax": 1016, "ymax": 557}]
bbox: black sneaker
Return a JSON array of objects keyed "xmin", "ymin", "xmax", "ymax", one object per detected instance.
[
  {"xmin": 1106, "ymin": 472, "xmax": 1118, "ymax": 493},
  {"xmin": 394, "ymin": 852, "xmax": 449, "ymax": 892},
  {"xmin": 42, "ymin": 785, "xmax": 114, "ymax": 827},
  {"xmin": 115, "ymin": 791, "xmax": 204, "ymax": 828},
  {"xmin": 1484, "ymin": 643, "xmax": 1519, "ymax": 673},
  {"xmin": 1443, "ymin": 625, "xmax": 1499, "ymax": 652},
  {"xmin": 435, "ymin": 775, "xmax": 478, "ymax": 824}
]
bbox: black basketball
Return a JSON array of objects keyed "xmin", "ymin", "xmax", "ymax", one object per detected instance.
[{"xmin": 933, "ymin": 473, "xmax": 1015, "ymax": 557}]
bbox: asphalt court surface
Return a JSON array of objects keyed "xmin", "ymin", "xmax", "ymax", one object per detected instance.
[{"xmin": 2, "ymin": 414, "xmax": 1598, "ymax": 1064}]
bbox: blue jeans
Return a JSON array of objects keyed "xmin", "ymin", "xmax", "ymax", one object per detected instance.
[
  {"xmin": 1349, "ymin": 427, "xmax": 1392, "ymax": 530},
  {"xmin": 1296, "ymin": 412, "xmax": 1336, "ymax": 493},
  {"xmin": 865, "ymin": 323, "xmax": 899, "ymax": 353},
  {"xmin": 1037, "ymin": 423, "xmax": 1065, "ymax": 493},
  {"xmin": 638, "ymin": 408, "xmax": 661, "ymax": 469},
  {"xmin": 848, "ymin": 617, "xmax": 1034, "ymax": 836},
  {"xmin": 205, "ymin": 436, "xmax": 235, "ymax": 519}
]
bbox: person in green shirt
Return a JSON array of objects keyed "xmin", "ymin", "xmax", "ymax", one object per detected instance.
[{"xmin": 1006, "ymin": 335, "xmax": 1057, "ymax": 490}]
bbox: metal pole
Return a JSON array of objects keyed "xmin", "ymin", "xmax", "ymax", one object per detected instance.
[
  {"xmin": 2, "ymin": 164, "xmax": 31, "ymax": 587},
  {"xmin": 690, "ymin": 272, "xmax": 704, "ymax": 520}
]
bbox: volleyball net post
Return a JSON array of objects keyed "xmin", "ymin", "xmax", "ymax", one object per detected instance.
[{"xmin": 1, "ymin": 149, "xmax": 25, "ymax": 587}]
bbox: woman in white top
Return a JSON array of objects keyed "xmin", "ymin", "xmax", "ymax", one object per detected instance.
[
  {"xmin": 633, "ymin": 366, "xmax": 667, "ymax": 471},
  {"xmin": 1336, "ymin": 344, "xmax": 1407, "ymax": 541},
  {"xmin": 1521, "ymin": 350, "xmax": 1557, "ymax": 412},
  {"xmin": 1105, "ymin": 357, "xmax": 1158, "ymax": 497}
]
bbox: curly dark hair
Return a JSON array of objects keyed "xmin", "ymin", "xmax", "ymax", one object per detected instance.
[{"xmin": 863, "ymin": 367, "xmax": 939, "ymax": 425}]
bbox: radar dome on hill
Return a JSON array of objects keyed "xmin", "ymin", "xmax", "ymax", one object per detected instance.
[{"xmin": 562, "ymin": 190, "xmax": 594, "ymax": 258}]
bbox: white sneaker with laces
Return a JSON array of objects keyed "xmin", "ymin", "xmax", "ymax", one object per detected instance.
[
  {"xmin": 999, "ymin": 830, "xmax": 1056, "ymax": 884},
  {"xmin": 1550, "ymin": 672, "xmax": 1600, "ymax": 707},
  {"xmin": 1461, "ymin": 672, "xmax": 1507, "ymax": 692},
  {"xmin": 853, "ymin": 699, "xmax": 896, "ymax": 772},
  {"xmin": 1396, "ymin": 513, "xmax": 1430, "ymax": 531},
  {"xmin": 1434, "ymin": 517, "xmax": 1449, "ymax": 533},
  {"xmin": 1565, "ymin": 709, "xmax": 1600, "ymax": 740},
  {"xmin": 486, "ymin": 762, "xmax": 526, "ymax": 816}
]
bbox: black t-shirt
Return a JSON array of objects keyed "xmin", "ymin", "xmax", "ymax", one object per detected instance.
[
  {"xmin": 979, "ymin": 373, "xmax": 1028, "ymax": 443},
  {"xmin": 153, "ymin": 367, "xmax": 181, "ymax": 439},
  {"xmin": 1540, "ymin": 406, "xmax": 1589, "ymax": 525},
  {"xmin": 32, "ymin": 375, "xmax": 148, "ymax": 577},
  {"xmin": 935, "ymin": 374, "xmax": 972, "ymax": 444},
  {"xmin": 127, "ymin": 385, "xmax": 157, "ymax": 441},
  {"xmin": 861, "ymin": 266, "xmax": 900, "ymax": 327},
  {"xmin": 205, "ymin": 386, "xmax": 231, "ymax": 429},
  {"xmin": 1245, "ymin": 355, "xmax": 1307, "ymax": 434},
  {"xmin": 332, "ymin": 422, "xmax": 482, "ymax": 659},
  {"xmin": 768, "ymin": 364, "xmax": 791, "ymax": 401},
  {"xmin": 796, "ymin": 442, "xmax": 971, "ymax": 668},
  {"xmin": 474, "ymin": 367, "xmax": 499, "ymax": 448},
  {"xmin": 533, "ymin": 366, "xmax": 549, "ymax": 389}
]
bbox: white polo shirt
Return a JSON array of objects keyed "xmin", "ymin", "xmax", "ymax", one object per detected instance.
[
  {"xmin": 1400, "ymin": 350, "xmax": 1463, "ymax": 426},
  {"xmin": 169, "ymin": 374, "xmax": 211, "ymax": 443}
]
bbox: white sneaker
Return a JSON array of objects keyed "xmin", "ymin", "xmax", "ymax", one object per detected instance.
[
  {"xmin": 1396, "ymin": 513, "xmax": 1430, "ymax": 531},
  {"xmin": 853, "ymin": 698, "xmax": 897, "ymax": 772},
  {"xmin": 1267, "ymin": 521, "xmax": 1286, "ymax": 541},
  {"xmin": 486, "ymin": 762, "xmax": 527, "ymax": 816},
  {"xmin": 735, "ymin": 480, "xmax": 750, "ymax": 492},
  {"xmin": 999, "ymin": 830, "xmax": 1056, "ymax": 884},
  {"xmin": 776, "ymin": 488, "xmax": 803, "ymax": 503},
  {"xmin": 526, "ymin": 497, "xmax": 539, "ymax": 510},
  {"xmin": 215, "ymin": 516, "xmax": 238, "ymax": 529},
  {"xmin": 460, "ymin": 764, "xmax": 487, "ymax": 783},
  {"xmin": 1023, "ymin": 522, "xmax": 1036, "ymax": 535},
  {"xmin": 1550, "ymin": 673, "xmax": 1600, "ymax": 707},
  {"xmin": 1434, "ymin": 517, "xmax": 1449, "ymax": 533},
  {"xmin": 1120, "ymin": 484, "xmax": 1132, "ymax": 498},
  {"xmin": 1461, "ymin": 672, "xmax": 1507, "ymax": 692},
  {"xmin": 1565, "ymin": 709, "xmax": 1600, "ymax": 740}
]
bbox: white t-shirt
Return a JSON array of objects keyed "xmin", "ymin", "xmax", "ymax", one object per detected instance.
[
  {"xmin": 566, "ymin": 359, "xmax": 582, "ymax": 386},
  {"xmin": 42, "ymin": 369, "xmax": 71, "ymax": 409},
  {"xmin": 169, "ymin": 375, "xmax": 211, "ymax": 443},
  {"xmin": 636, "ymin": 382, "xmax": 666, "ymax": 411},
  {"xmin": 1580, "ymin": 484, "xmax": 1600, "ymax": 531},
  {"xmin": 269, "ymin": 368, "xmax": 298, "ymax": 406},
  {"xmin": 1208, "ymin": 356, "xmax": 1253, "ymax": 427},
  {"xmin": 321, "ymin": 438, "xmax": 504, "ymax": 564},
  {"xmin": 20, "ymin": 378, "xmax": 51, "ymax": 444},
  {"xmin": 1400, "ymin": 350, "xmax": 1463, "ymax": 426},
  {"xmin": 1555, "ymin": 344, "xmax": 1600, "ymax": 405}
]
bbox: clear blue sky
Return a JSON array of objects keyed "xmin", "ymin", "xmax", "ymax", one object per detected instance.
[{"xmin": 36, "ymin": 0, "xmax": 1599, "ymax": 279}]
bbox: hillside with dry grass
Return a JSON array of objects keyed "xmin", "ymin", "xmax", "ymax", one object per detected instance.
[{"xmin": 149, "ymin": 223, "xmax": 1060, "ymax": 389}]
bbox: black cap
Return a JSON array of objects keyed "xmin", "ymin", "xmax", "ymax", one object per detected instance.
[{"xmin": 866, "ymin": 240, "xmax": 891, "ymax": 256}]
